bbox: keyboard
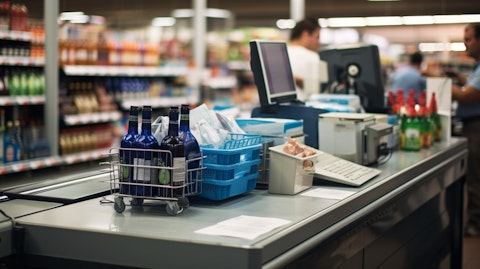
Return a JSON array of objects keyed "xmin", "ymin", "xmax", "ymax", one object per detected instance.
[{"xmin": 314, "ymin": 151, "xmax": 381, "ymax": 186}]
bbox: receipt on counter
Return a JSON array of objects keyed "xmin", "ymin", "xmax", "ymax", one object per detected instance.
[
  {"xmin": 300, "ymin": 187, "xmax": 355, "ymax": 200},
  {"xmin": 195, "ymin": 215, "xmax": 291, "ymax": 240}
]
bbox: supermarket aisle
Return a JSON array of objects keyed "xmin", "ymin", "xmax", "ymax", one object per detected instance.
[{"xmin": 464, "ymin": 236, "xmax": 480, "ymax": 268}]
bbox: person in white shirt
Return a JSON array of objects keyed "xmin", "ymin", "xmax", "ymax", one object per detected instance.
[{"xmin": 287, "ymin": 17, "xmax": 322, "ymax": 102}]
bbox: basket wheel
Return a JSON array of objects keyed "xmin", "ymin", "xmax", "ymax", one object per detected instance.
[
  {"xmin": 114, "ymin": 197, "xmax": 125, "ymax": 213},
  {"xmin": 177, "ymin": 197, "xmax": 190, "ymax": 208},
  {"xmin": 166, "ymin": 201, "xmax": 183, "ymax": 216}
]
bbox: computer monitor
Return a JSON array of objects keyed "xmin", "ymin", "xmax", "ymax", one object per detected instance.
[
  {"xmin": 250, "ymin": 40, "xmax": 298, "ymax": 112},
  {"xmin": 319, "ymin": 44, "xmax": 386, "ymax": 113}
]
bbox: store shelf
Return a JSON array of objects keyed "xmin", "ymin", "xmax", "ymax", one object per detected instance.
[
  {"xmin": 0, "ymin": 148, "xmax": 110, "ymax": 175},
  {"xmin": 120, "ymin": 96, "xmax": 197, "ymax": 110},
  {"xmin": 62, "ymin": 110, "xmax": 122, "ymax": 126},
  {"xmin": 0, "ymin": 30, "xmax": 32, "ymax": 42},
  {"xmin": 0, "ymin": 95, "xmax": 45, "ymax": 106},
  {"xmin": 0, "ymin": 56, "xmax": 44, "ymax": 66},
  {"xmin": 227, "ymin": 61, "xmax": 251, "ymax": 71},
  {"xmin": 203, "ymin": 76, "xmax": 237, "ymax": 89},
  {"xmin": 62, "ymin": 65, "xmax": 189, "ymax": 77}
]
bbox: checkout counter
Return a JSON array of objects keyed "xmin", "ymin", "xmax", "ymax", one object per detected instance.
[{"xmin": 8, "ymin": 136, "xmax": 467, "ymax": 269}]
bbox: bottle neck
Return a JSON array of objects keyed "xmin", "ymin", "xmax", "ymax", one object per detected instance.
[
  {"xmin": 141, "ymin": 109, "xmax": 152, "ymax": 135},
  {"xmin": 168, "ymin": 108, "xmax": 179, "ymax": 136},
  {"xmin": 128, "ymin": 121, "xmax": 138, "ymax": 134},
  {"xmin": 179, "ymin": 113, "xmax": 189, "ymax": 132},
  {"xmin": 168, "ymin": 119, "xmax": 179, "ymax": 136}
]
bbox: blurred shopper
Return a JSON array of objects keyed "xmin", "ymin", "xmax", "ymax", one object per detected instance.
[
  {"xmin": 391, "ymin": 51, "xmax": 427, "ymax": 101},
  {"xmin": 287, "ymin": 17, "xmax": 322, "ymax": 102},
  {"xmin": 448, "ymin": 23, "xmax": 480, "ymax": 236}
]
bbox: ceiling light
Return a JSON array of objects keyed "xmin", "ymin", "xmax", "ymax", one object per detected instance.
[
  {"xmin": 171, "ymin": 8, "xmax": 231, "ymax": 19},
  {"xmin": 152, "ymin": 17, "xmax": 176, "ymax": 27},
  {"xmin": 69, "ymin": 15, "xmax": 90, "ymax": 24},
  {"xmin": 205, "ymin": 8, "xmax": 231, "ymax": 19},
  {"xmin": 402, "ymin": 16, "xmax": 434, "ymax": 25},
  {"xmin": 366, "ymin": 16, "xmax": 402, "ymax": 26},
  {"xmin": 59, "ymin": 11, "xmax": 85, "ymax": 21},
  {"xmin": 171, "ymin": 9, "xmax": 194, "ymax": 18},
  {"xmin": 276, "ymin": 19, "xmax": 296, "ymax": 29},
  {"xmin": 327, "ymin": 17, "xmax": 366, "ymax": 27},
  {"xmin": 434, "ymin": 14, "xmax": 480, "ymax": 24},
  {"xmin": 450, "ymin": 42, "xmax": 466, "ymax": 52},
  {"xmin": 418, "ymin": 42, "xmax": 466, "ymax": 52}
]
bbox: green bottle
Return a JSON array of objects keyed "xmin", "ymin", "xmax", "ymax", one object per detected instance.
[{"xmin": 401, "ymin": 107, "xmax": 422, "ymax": 151}]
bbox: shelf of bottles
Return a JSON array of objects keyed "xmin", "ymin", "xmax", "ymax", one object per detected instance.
[
  {"xmin": 0, "ymin": 147, "xmax": 111, "ymax": 175},
  {"xmin": 0, "ymin": 95, "xmax": 44, "ymax": 105},
  {"xmin": 63, "ymin": 65, "xmax": 189, "ymax": 77},
  {"xmin": 0, "ymin": 4, "xmax": 49, "ymax": 173},
  {"xmin": 62, "ymin": 110, "xmax": 122, "ymax": 126}
]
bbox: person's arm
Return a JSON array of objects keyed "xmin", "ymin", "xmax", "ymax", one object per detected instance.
[
  {"xmin": 294, "ymin": 76, "xmax": 304, "ymax": 89},
  {"xmin": 452, "ymin": 84, "xmax": 480, "ymax": 104}
]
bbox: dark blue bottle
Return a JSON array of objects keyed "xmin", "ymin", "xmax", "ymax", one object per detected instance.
[
  {"xmin": 119, "ymin": 106, "xmax": 139, "ymax": 194},
  {"xmin": 179, "ymin": 104, "xmax": 201, "ymax": 182},
  {"xmin": 133, "ymin": 106, "xmax": 159, "ymax": 196},
  {"xmin": 160, "ymin": 106, "xmax": 185, "ymax": 196}
]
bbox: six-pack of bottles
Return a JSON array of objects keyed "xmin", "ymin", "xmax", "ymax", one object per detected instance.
[
  {"xmin": 119, "ymin": 105, "xmax": 201, "ymax": 197},
  {"xmin": 388, "ymin": 89, "xmax": 442, "ymax": 151}
]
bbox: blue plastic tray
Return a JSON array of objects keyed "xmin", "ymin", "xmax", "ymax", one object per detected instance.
[{"xmin": 199, "ymin": 172, "xmax": 258, "ymax": 201}]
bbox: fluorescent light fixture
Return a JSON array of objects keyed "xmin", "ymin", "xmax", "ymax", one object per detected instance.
[
  {"xmin": 205, "ymin": 8, "xmax": 231, "ymax": 19},
  {"xmin": 418, "ymin": 42, "xmax": 448, "ymax": 52},
  {"xmin": 402, "ymin": 16, "xmax": 434, "ymax": 25},
  {"xmin": 318, "ymin": 18, "xmax": 328, "ymax": 28},
  {"xmin": 366, "ymin": 16, "xmax": 402, "ymax": 26},
  {"xmin": 327, "ymin": 17, "xmax": 366, "ymax": 27},
  {"xmin": 172, "ymin": 8, "xmax": 231, "ymax": 19},
  {"xmin": 318, "ymin": 14, "xmax": 480, "ymax": 28},
  {"xmin": 450, "ymin": 42, "xmax": 466, "ymax": 52},
  {"xmin": 172, "ymin": 9, "xmax": 194, "ymax": 18},
  {"xmin": 69, "ymin": 15, "xmax": 90, "ymax": 24},
  {"xmin": 276, "ymin": 19, "xmax": 296, "ymax": 29},
  {"xmin": 433, "ymin": 15, "xmax": 462, "ymax": 24},
  {"xmin": 59, "ymin": 11, "xmax": 85, "ymax": 21},
  {"xmin": 152, "ymin": 17, "xmax": 176, "ymax": 27},
  {"xmin": 419, "ymin": 42, "xmax": 466, "ymax": 52},
  {"xmin": 434, "ymin": 14, "xmax": 480, "ymax": 24}
]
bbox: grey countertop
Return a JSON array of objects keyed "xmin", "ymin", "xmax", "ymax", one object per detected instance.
[{"xmin": 15, "ymin": 137, "xmax": 468, "ymax": 269}]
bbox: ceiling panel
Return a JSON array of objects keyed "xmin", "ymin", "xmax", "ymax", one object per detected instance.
[
  {"xmin": 23, "ymin": 0, "xmax": 479, "ymax": 28},
  {"xmin": 19, "ymin": 0, "xmax": 479, "ymax": 44}
]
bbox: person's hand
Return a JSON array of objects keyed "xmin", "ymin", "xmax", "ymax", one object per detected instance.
[
  {"xmin": 443, "ymin": 68, "xmax": 458, "ymax": 78},
  {"xmin": 443, "ymin": 68, "xmax": 466, "ymax": 86}
]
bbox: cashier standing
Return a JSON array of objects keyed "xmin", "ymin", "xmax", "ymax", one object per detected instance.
[
  {"xmin": 448, "ymin": 23, "xmax": 480, "ymax": 236},
  {"xmin": 287, "ymin": 17, "xmax": 322, "ymax": 102}
]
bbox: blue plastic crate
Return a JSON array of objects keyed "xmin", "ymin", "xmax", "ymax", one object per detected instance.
[
  {"xmin": 203, "ymin": 158, "xmax": 261, "ymax": 181},
  {"xmin": 200, "ymin": 133, "xmax": 262, "ymax": 165},
  {"xmin": 199, "ymin": 172, "xmax": 258, "ymax": 201}
]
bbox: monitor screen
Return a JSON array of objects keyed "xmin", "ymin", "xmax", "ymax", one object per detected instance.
[
  {"xmin": 319, "ymin": 44, "xmax": 386, "ymax": 113},
  {"xmin": 250, "ymin": 40, "xmax": 298, "ymax": 109}
]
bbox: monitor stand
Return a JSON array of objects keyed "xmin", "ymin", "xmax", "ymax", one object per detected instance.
[{"xmin": 251, "ymin": 104, "xmax": 327, "ymax": 149}]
